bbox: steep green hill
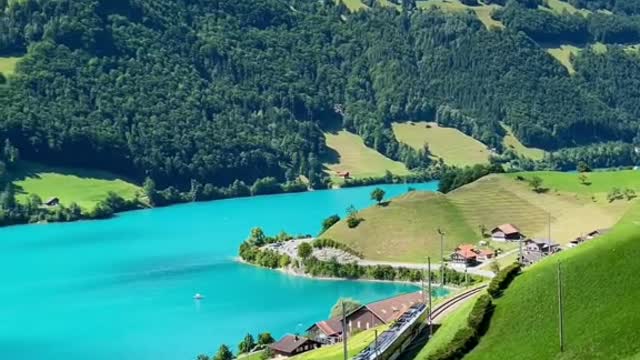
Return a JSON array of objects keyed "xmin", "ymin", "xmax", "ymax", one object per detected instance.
[
  {"xmin": 323, "ymin": 172, "xmax": 633, "ymax": 262},
  {"xmin": 465, "ymin": 202, "xmax": 640, "ymax": 359}
]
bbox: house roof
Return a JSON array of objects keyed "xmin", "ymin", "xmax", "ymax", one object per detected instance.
[
  {"xmin": 456, "ymin": 248, "xmax": 477, "ymax": 259},
  {"xmin": 526, "ymin": 239, "xmax": 559, "ymax": 248},
  {"xmin": 588, "ymin": 228, "xmax": 611, "ymax": 237},
  {"xmin": 478, "ymin": 249, "xmax": 495, "ymax": 256},
  {"xmin": 456, "ymin": 244, "xmax": 476, "ymax": 252},
  {"xmin": 492, "ymin": 224, "xmax": 521, "ymax": 235},
  {"xmin": 366, "ymin": 292, "xmax": 424, "ymax": 323},
  {"xmin": 311, "ymin": 318, "xmax": 343, "ymax": 336},
  {"xmin": 269, "ymin": 335, "xmax": 318, "ymax": 354}
]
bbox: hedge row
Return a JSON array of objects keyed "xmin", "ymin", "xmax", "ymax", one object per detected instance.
[
  {"xmin": 429, "ymin": 294, "xmax": 494, "ymax": 360},
  {"xmin": 487, "ymin": 263, "xmax": 522, "ymax": 298},
  {"xmin": 312, "ymin": 238, "xmax": 364, "ymax": 258}
]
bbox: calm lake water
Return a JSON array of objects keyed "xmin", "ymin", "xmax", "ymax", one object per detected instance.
[{"xmin": 0, "ymin": 182, "xmax": 441, "ymax": 359}]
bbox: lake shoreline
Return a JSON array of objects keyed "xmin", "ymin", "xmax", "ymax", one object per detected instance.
[{"xmin": 234, "ymin": 256, "xmax": 460, "ymax": 291}]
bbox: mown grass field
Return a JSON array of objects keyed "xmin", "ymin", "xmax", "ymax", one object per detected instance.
[
  {"xmin": 417, "ymin": 0, "xmax": 504, "ymax": 29},
  {"xmin": 12, "ymin": 161, "xmax": 142, "ymax": 209},
  {"xmin": 393, "ymin": 122, "xmax": 491, "ymax": 167},
  {"xmin": 324, "ymin": 172, "xmax": 633, "ymax": 262},
  {"xmin": 508, "ymin": 170, "xmax": 640, "ymax": 196},
  {"xmin": 545, "ymin": 44, "xmax": 580, "ymax": 74},
  {"xmin": 0, "ymin": 56, "xmax": 21, "ymax": 75},
  {"xmin": 324, "ymin": 130, "xmax": 410, "ymax": 182},
  {"xmin": 542, "ymin": 0, "xmax": 590, "ymax": 15},
  {"xmin": 466, "ymin": 203, "xmax": 640, "ymax": 359},
  {"xmin": 336, "ymin": 0, "xmax": 367, "ymax": 11},
  {"xmin": 411, "ymin": 294, "xmax": 479, "ymax": 359},
  {"xmin": 292, "ymin": 325, "xmax": 389, "ymax": 360},
  {"xmin": 501, "ymin": 124, "xmax": 545, "ymax": 160}
]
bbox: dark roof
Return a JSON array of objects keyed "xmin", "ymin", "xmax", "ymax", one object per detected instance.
[
  {"xmin": 588, "ymin": 228, "xmax": 611, "ymax": 237},
  {"xmin": 309, "ymin": 318, "xmax": 343, "ymax": 336},
  {"xmin": 526, "ymin": 239, "xmax": 559, "ymax": 249},
  {"xmin": 269, "ymin": 335, "xmax": 318, "ymax": 354}
]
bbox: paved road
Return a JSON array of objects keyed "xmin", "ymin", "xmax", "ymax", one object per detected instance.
[{"xmin": 358, "ymin": 259, "xmax": 496, "ymax": 278}]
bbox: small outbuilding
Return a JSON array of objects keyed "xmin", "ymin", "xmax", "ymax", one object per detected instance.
[
  {"xmin": 491, "ymin": 224, "xmax": 524, "ymax": 242},
  {"xmin": 45, "ymin": 197, "xmax": 60, "ymax": 207},
  {"xmin": 268, "ymin": 335, "xmax": 321, "ymax": 357}
]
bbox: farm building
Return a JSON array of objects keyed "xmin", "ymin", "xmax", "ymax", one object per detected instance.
[
  {"xmin": 450, "ymin": 244, "xmax": 495, "ymax": 265},
  {"xmin": 519, "ymin": 239, "xmax": 561, "ymax": 265},
  {"xmin": 491, "ymin": 224, "xmax": 524, "ymax": 242},
  {"xmin": 307, "ymin": 292, "xmax": 424, "ymax": 343},
  {"xmin": 45, "ymin": 197, "xmax": 60, "ymax": 206},
  {"xmin": 268, "ymin": 335, "xmax": 321, "ymax": 357}
]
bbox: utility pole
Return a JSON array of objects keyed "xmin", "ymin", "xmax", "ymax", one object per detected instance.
[
  {"xmin": 548, "ymin": 211, "xmax": 552, "ymax": 256},
  {"xmin": 557, "ymin": 261, "xmax": 565, "ymax": 352},
  {"xmin": 374, "ymin": 329, "xmax": 379, "ymax": 358},
  {"xmin": 428, "ymin": 256, "xmax": 433, "ymax": 337},
  {"xmin": 342, "ymin": 300, "xmax": 348, "ymax": 360},
  {"xmin": 437, "ymin": 228, "xmax": 445, "ymax": 288}
]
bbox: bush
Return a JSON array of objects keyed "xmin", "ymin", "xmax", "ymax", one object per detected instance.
[
  {"xmin": 487, "ymin": 263, "xmax": 521, "ymax": 298},
  {"xmin": 320, "ymin": 215, "xmax": 340, "ymax": 233},
  {"xmin": 430, "ymin": 294, "xmax": 494, "ymax": 360},
  {"xmin": 297, "ymin": 242, "xmax": 313, "ymax": 259}
]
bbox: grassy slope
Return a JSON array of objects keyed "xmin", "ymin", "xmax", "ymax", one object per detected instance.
[
  {"xmin": 393, "ymin": 122, "xmax": 491, "ymax": 167},
  {"xmin": 0, "ymin": 56, "xmax": 21, "ymax": 75},
  {"xmin": 542, "ymin": 0, "xmax": 590, "ymax": 15},
  {"xmin": 501, "ymin": 124, "xmax": 545, "ymax": 160},
  {"xmin": 12, "ymin": 161, "xmax": 141, "ymax": 209},
  {"xmin": 324, "ymin": 173, "xmax": 632, "ymax": 262},
  {"xmin": 466, "ymin": 202, "xmax": 640, "ymax": 359},
  {"xmin": 413, "ymin": 295, "xmax": 479, "ymax": 359},
  {"xmin": 324, "ymin": 130, "xmax": 410, "ymax": 181},
  {"xmin": 417, "ymin": 0, "xmax": 504, "ymax": 29},
  {"xmin": 293, "ymin": 325, "xmax": 389, "ymax": 360},
  {"xmin": 545, "ymin": 45, "xmax": 580, "ymax": 74}
]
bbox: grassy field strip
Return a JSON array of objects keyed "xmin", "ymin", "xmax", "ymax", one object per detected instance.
[
  {"xmin": 323, "ymin": 130, "xmax": 410, "ymax": 181},
  {"xmin": 0, "ymin": 56, "xmax": 21, "ymax": 75},
  {"xmin": 393, "ymin": 122, "xmax": 491, "ymax": 167},
  {"xmin": 466, "ymin": 202, "xmax": 640, "ymax": 359},
  {"xmin": 292, "ymin": 325, "xmax": 389, "ymax": 360},
  {"xmin": 545, "ymin": 44, "xmax": 580, "ymax": 74},
  {"xmin": 501, "ymin": 124, "xmax": 545, "ymax": 160},
  {"xmin": 12, "ymin": 161, "xmax": 141, "ymax": 209},
  {"xmin": 412, "ymin": 293, "xmax": 479, "ymax": 359},
  {"xmin": 417, "ymin": 0, "xmax": 503, "ymax": 29},
  {"xmin": 336, "ymin": 0, "xmax": 368, "ymax": 11},
  {"xmin": 541, "ymin": 0, "xmax": 590, "ymax": 15}
]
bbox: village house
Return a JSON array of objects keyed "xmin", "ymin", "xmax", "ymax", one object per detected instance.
[
  {"xmin": 450, "ymin": 244, "xmax": 495, "ymax": 265},
  {"xmin": 45, "ymin": 197, "xmax": 60, "ymax": 207},
  {"xmin": 491, "ymin": 224, "xmax": 524, "ymax": 242},
  {"xmin": 307, "ymin": 292, "xmax": 424, "ymax": 343},
  {"xmin": 569, "ymin": 228, "xmax": 611, "ymax": 248},
  {"xmin": 520, "ymin": 239, "xmax": 561, "ymax": 266},
  {"xmin": 268, "ymin": 335, "xmax": 321, "ymax": 357}
]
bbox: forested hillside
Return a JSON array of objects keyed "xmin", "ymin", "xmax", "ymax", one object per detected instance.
[{"xmin": 1, "ymin": 0, "xmax": 640, "ymax": 191}]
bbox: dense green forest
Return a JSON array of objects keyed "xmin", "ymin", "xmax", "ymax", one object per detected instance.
[{"xmin": 1, "ymin": 0, "xmax": 640, "ymax": 193}]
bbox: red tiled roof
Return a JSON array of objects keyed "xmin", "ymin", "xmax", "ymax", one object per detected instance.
[
  {"xmin": 493, "ymin": 224, "xmax": 520, "ymax": 235},
  {"xmin": 457, "ymin": 244, "xmax": 476, "ymax": 252},
  {"xmin": 366, "ymin": 292, "xmax": 423, "ymax": 323},
  {"xmin": 456, "ymin": 248, "xmax": 477, "ymax": 259}
]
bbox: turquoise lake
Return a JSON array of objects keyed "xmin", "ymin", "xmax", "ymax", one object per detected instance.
[{"xmin": 0, "ymin": 182, "xmax": 440, "ymax": 359}]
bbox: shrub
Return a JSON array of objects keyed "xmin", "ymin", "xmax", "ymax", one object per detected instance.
[
  {"xmin": 297, "ymin": 242, "xmax": 313, "ymax": 259},
  {"xmin": 487, "ymin": 263, "xmax": 521, "ymax": 298},
  {"xmin": 320, "ymin": 215, "xmax": 341, "ymax": 233}
]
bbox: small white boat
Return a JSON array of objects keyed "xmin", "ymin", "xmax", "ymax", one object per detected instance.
[{"xmin": 193, "ymin": 293, "xmax": 204, "ymax": 300}]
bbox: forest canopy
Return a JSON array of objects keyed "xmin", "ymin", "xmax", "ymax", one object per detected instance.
[{"xmin": 0, "ymin": 0, "xmax": 639, "ymax": 190}]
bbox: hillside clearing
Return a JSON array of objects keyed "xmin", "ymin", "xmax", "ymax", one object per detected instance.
[
  {"xmin": 337, "ymin": 0, "xmax": 367, "ymax": 11},
  {"xmin": 545, "ymin": 44, "xmax": 580, "ymax": 74},
  {"xmin": 12, "ymin": 162, "xmax": 142, "ymax": 209},
  {"xmin": 501, "ymin": 124, "xmax": 545, "ymax": 160},
  {"xmin": 323, "ymin": 130, "xmax": 410, "ymax": 182},
  {"xmin": 466, "ymin": 203, "xmax": 640, "ymax": 359},
  {"xmin": 541, "ymin": 0, "xmax": 590, "ymax": 15},
  {"xmin": 324, "ymin": 173, "xmax": 633, "ymax": 262},
  {"xmin": 393, "ymin": 122, "xmax": 491, "ymax": 167},
  {"xmin": 0, "ymin": 56, "xmax": 21, "ymax": 75},
  {"xmin": 292, "ymin": 325, "xmax": 389, "ymax": 360},
  {"xmin": 417, "ymin": 0, "xmax": 504, "ymax": 29}
]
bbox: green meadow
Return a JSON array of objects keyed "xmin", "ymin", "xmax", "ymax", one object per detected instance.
[
  {"xmin": 466, "ymin": 202, "xmax": 640, "ymax": 359},
  {"xmin": 292, "ymin": 325, "xmax": 389, "ymax": 360},
  {"xmin": 0, "ymin": 56, "xmax": 21, "ymax": 75},
  {"xmin": 501, "ymin": 124, "xmax": 545, "ymax": 160},
  {"xmin": 12, "ymin": 161, "xmax": 142, "ymax": 209}
]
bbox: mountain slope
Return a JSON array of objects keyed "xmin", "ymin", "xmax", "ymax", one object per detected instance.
[{"xmin": 465, "ymin": 202, "xmax": 640, "ymax": 359}]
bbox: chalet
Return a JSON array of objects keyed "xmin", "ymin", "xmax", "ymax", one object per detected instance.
[
  {"xmin": 491, "ymin": 224, "xmax": 524, "ymax": 242},
  {"xmin": 520, "ymin": 239, "xmax": 561, "ymax": 265},
  {"xmin": 569, "ymin": 228, "xmax": 611, "ymax": 248},
  {"xmin": 450, "ymin": 244, "xmax": 478, "ymax": 265},
  {"xmin": 450, "ymin": 245, "xmax": 495, "ymax": 265},
  {"xmin": 45, "ymin": 197, "xmax": 60, "ymax": 207},
  {"xmin": 307, "ymin": 292, "xmax": 424, "ymax": 343},
  {"xmin": 268, "ymin": 335, "xmax": 321, "ymax": 357}
]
